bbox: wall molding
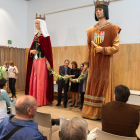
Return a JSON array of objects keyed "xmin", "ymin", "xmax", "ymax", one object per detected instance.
[{"xmin": 45, "ymin": 3, "xmax": 94, "ymax": 15}]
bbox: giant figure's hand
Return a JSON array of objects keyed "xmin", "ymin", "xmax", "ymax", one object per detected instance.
[
  {"xmin": 30, "ymin": 50, "xmax": 38, "ymax": 55},
  {"xmin": 96, "ymin": 46, "xmax": 103, "ymax": 53},
  {"xmin": 47, "ymin": 62, "xmax": 51, "ymax": 70}
]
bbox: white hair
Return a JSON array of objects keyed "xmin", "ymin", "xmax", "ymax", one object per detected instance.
[
  {"xmin": 35, "ymin": 19, "xmax": 49, "ymax": 38},
  {"xmin": 60, "ymin": 117, "xmax": 88, "ymax": 140}
]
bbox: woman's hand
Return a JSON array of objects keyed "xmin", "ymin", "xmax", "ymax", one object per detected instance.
[
  {"xmin": 13, "ymin": 70, "xmax": 16, "ymax": 73},
  {"xmin": 30, "ymin": 50, "xmax": 38, "ymax": 55},
  {"xmin": 69, "ymin": 75, "xmax": 75, "ymax": 78},
  {"xmin": 72, "ymin": 79, "xmax": 77, "ymax": 82},
  {"xmin": 95, "ymin": 46, "xmax": 103, "ymax": 53}
]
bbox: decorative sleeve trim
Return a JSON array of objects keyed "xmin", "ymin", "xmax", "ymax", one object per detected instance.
[
  {"xmin": 102, "ymin": 47, "xmax": 107, "ymax": 55},
  {"xmin": 102, "ymin": 48, "xmax": 104, "ymax": 55},
  {"xmin": 84, "ymin": 94, "xmax": 105, "ymax": 101},
  {"xmin": 84, "ymin": 101, "xmax": 103, "ymax": 107}
]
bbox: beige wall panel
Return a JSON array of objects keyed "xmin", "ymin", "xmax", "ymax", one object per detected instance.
[
  {"xmin": 26, "ymin": 43, "xmax": 140, "ymax": 91},
  {"xmin": 113, "ymin": 44, "xmax": 140, "ymax": 90}
]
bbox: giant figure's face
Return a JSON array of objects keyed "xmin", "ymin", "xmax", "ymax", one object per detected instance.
[
  {"xmin": 95, "ymin": 7, "xmax": 105, "ymax": 19},
  {"xmin": 35, "ymin": 20, "xmax": 40, "ymax": 30}
]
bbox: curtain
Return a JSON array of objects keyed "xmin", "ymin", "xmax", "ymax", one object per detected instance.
[{"xmin": 0, "ymin": 46, "xmax": 26, "ymax": 91}]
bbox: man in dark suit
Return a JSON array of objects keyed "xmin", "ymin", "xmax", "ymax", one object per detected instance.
[
  {"xmin": 56, "ymin": 60, "xmax": 71, "ymax": 108},
  {"xmin": 101, "ymin": 85, "xmax": 139, "ymax": 139}
]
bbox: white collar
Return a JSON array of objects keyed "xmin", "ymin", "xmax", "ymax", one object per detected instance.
[{"xmin": 0, "ymin": 89, "xmax": 6, "ymax": 92}]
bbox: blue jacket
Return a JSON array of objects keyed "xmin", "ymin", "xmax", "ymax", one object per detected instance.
[{"xmin": 0, "ymin": 115, "xmax": 44, "ymax": 140}]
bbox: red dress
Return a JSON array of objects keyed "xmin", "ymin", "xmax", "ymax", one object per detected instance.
[{"xmin": 25, "ymin": 34, "xmax": 54, "ymax": 106}]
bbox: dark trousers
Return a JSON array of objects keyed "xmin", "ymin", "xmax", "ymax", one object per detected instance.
[
  {"xmin": 57, "ymin": 83, "xmax": 69, "ymax": 106},
  {"xmin": 51, "ymin": 119, "xmax": 60, "ymax": 126},
  {"xmin": 80, "ymin": 92, "xmax": 85, "ymax": 109},
  {"xmin": 9, "ymin": 78, "xmax": 16, "ymax": 97}
]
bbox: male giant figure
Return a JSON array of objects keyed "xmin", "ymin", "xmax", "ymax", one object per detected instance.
[{"xmin": 82, "ymin": 0, "xmax": 121, "ymax": 119}]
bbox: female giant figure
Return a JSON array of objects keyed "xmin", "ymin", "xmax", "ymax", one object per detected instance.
[{"xmin": 25, "ymin": 15, "xmax": 54, "ymax": 106}]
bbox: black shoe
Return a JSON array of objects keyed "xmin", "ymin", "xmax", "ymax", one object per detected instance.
[
  {"xmin": 64, "ymin": 105, "xmax": 67, "ymax": 108},
  {"xmin": 52, "ymin": 119, "xmax": 60, "ymax": 126},
  {"xmin": 75, "ymin": 106, "xmax": 78, "ymax": 108},
  {"xmin": 70, "ymin": 103, "xmax": 75, "ymax": 107},
  {"xmin": 56, "ymin": 103, "xmax": 60, "ymax": 106},
  {"xmin": 80, "ymin": 106, "xmax": 83, "ymax": 110}
]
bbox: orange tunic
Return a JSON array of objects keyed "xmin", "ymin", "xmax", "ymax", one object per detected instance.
[{"xmin": 82, "ymin": 22, "xmax": 121, "ymax": 120}]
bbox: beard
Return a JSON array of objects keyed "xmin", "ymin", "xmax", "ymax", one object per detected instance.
[{"xmin": 97, "ymin": 13, "xmax": 105, "ymax": 19}]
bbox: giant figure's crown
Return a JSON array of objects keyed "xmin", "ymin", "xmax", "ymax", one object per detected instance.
[
  {"xmin": 36, "ymin": 13, "xmax": 45, "ymax": 20},
  {"xmin": 94, "ymin": 0, "xmax": 110, "ymax": 6}
]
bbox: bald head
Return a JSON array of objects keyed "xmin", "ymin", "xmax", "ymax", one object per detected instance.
[
  {"xmin": 16, "ymin": 95, "xmax": 36, "ymax": 108},
  {"xmin": 15, "ymin": 95, "xmax": 37, "ymax": 118}
]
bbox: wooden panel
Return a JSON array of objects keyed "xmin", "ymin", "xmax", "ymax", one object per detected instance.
[
  {"xmin": 25, "ymin": 43, "xmax": 140, "ymax": 91},
  {"xmin": 0, "ymin": 46, "xmax": 26, "ymax": 91},
  {"xmin": 113, "ymin": 44, "xmax": 140, "ymax": 91},
  {"xmin": 52, "ymin": 46, "xmax": 87, "ymax": 81}
]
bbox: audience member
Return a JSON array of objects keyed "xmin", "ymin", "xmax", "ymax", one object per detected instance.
[
  {"xmin": 0, "ymin": 78, "xmax": 16, "ymax": 113},
  {"xmin": 0, "ymin": 95, "xmax": 44, "ymax": 140},
  {"xmin": 77, "ymin": 62, "xmax": 89, "ymax": 109},
  {"xmin": 101, "ymin": 85, "xmax": 139, "ymax": 138},
  {"xmin": 59, "ymin": 117, "xmax": 88, "ymax": 140},
  {"xmin": 0, "ymin": 109, "xmax": 9, "ymax": 123},
  {"xmin": 4, "ymin": 61, "xmax": 9, "ymax": 71},
  {"xmin": 56, "ymin": 60, "xmax": 71, "ymax": 108},
  {"xmin": 70, "ymin": 61, "xmax": 80, "ymax": 107},
  {"xmin": 8, "ymin": 61, "xmax": 18, "ymax": 98},
  {"xmin": 79, "ymin": 63, "xmax": 84, "ymax": 72}
]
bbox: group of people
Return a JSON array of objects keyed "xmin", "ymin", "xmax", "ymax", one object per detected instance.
[
  {"xmin": 0, "ymin": 61, "xmax": 18, "ymax": 114},
  {"xmin": 0, "ymin": 95, "xmax": 59, "ymax": 140},
  {"xmin": 0, "ymin": 85, "xmax": 139, "ymax": 140},
  {"xmin": 56, "ymin": 60, "xmax": 89, "ymax": 109},
  {"xmin": 3, "ymin": 61, "xmax": 18, "ymax": 98},
  {"xmin": 24, "ymin": 0, "xmax": 121, "ymax": 121},
  {"xmin": 61, "ymin": 85, "xmax": 139, "ymax": 140},
  {"xmin": 0, "ymin": 0, "xmax": 139, "ymax": 139}
]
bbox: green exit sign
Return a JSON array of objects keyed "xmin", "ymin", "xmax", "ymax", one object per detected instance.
[{"xmin": 8, "ymin": 40, "xmax": 12, "ymax": 44}]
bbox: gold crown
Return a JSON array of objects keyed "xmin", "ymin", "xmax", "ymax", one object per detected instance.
[
  {"xmin": 36, "ymin": 13, "xmax": 45, "ymax": 20},
  {"xmin": 94, "ymin": 0, "xmax": 110, "ymax": 6}
]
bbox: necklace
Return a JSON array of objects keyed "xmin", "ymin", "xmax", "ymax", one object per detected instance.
[{"xmin": 96, "ymin": 21, "xmax": 107, "ymax": 34}]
